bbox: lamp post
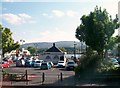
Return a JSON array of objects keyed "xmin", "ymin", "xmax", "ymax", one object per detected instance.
[{"xmin": 74, "ymin": 41, "xmax": 77, "ymax": 61}]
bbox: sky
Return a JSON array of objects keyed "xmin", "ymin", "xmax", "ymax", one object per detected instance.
[{"xmin": 0, "ymin": 0, "xmax": 120, "ymax": 43}]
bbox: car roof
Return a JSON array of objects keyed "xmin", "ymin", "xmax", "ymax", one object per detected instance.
[{"xmin": 67, "ymin": 60, "xmax": 74, "ymax": 62}]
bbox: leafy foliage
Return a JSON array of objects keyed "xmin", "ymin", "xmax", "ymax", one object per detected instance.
[
  {"xmin": 1, "ymin": 24, "xmax": 20, "ymax": 55},
  {"xmin": 75, "ymin": 6, "xmax": 120, "ymax": 56},
  {"xmin": 27, "ymin": 46, "xmax": 37, "ymax": 55},
  {"xmin": 0, "ymin": 25, "xmax": 2, "ymax": 53}
]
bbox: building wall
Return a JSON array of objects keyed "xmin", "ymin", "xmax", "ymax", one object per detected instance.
[{"xmin": 42, "ymin": 52, "xmax": 66, "ymax": 64}]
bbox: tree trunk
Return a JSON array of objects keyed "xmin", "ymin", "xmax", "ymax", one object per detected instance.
[
  {"xmin": 98, "ymin": 51, "xmax": 104, "ymax": 58},
  {"xmin": 104, "ymin": 49, "xmax": 108, "ymax": 59}
]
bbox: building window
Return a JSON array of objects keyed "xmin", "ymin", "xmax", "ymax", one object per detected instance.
[
  {"xmin": 60, "ymin": 56, "xmax": 64, "ymax": 61},
  {"xmin": 45, "ymin": 56, "xmax": 51, "ymax": 61},
  {"xmin": 53, "ymin": 55, "xmax": 59, "ymax": 64},
  {"xmin": 53, "ymin": 55, "xmax": 59, "ymax": 60}
]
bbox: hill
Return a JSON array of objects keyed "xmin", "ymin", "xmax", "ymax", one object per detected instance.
[{"xmin": 21, "ymin": 41, "xmax": 86, "ymax": 49}]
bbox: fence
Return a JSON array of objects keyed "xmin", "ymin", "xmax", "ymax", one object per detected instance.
[{"xmin": 2, "ymin": 70, "xmax": 74, "ymax": 86}]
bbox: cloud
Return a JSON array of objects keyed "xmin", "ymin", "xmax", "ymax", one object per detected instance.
[
  {"xmin": 2, "ymin": 13, "xmax": 35, "ymax": 25},
  {"xmin": 66, "ymin": 10, "xmax": 78, "ymax": 17},
  {"xmin": 42, "ymin": 10, "xmax": 79, "ymax": 18},
  {"xmin": 42, "ymin": 13, "xmax": 53, "ymax": 18},
  {"xmin": 52, "ymin": 10, "xmax": 65, "ymax": 17},
  {"xmin": 39, "ymin": 28, "xmax": 76, "ymax": 42},
  {"xmin": 1, "ymin": 0, "xmax": 23, "ymax": 2},
  {"xmin": 2, "ymin": 0, "xmax": 14, "ymax": 2}
]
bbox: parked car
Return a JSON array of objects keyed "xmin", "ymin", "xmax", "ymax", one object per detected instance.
[
  {"xmin": 25, "ymin": 59, "xmax": 36, "ymax": 67},
  {"xmin": 34, "ymin": 60, "xmax": 44, "ymax": 68},
  {"xmin": 65, "ymin": 60, "xmax": 77, "ymax": 70},
  {"xmin": 0, "ymin": 62, "xmax": 10, "ymax": 68},
  {"xmin": 116, "ymin": 58, "xmax": 120, "ymax": 65},
  {"xmin": 48, "ymin": 61, "xmax": 54, "ymax": 67},
  {"xmin": 57, "ymin": 61, "xmax": 66, "ymax": 68},
  {"xmin": 16, "ymin": 59, "xmax": 25, "ymax": 67},
  {"xmin": 110, "ymin": 58, "xmax": 120, "ymax": 68},
  {"xmin": 40, "ymin": 62, "xmax": 51, "ymax": 70},
  {"xmin": 3, "ymin": 57, "xmax": 13, "ymax": 63}
]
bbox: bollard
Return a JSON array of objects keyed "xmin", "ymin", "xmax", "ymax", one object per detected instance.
[
  {"xmin": 60, "ymin": 72, "xmax": 63, "ymax": 81},
  {"xmin": 25, "ymin": 70, "xmax": 28, "ymax": 81},
  {"xmin": 42, "ymin": 72, "xmax": 45, "ymax": 84},
  {"xmin": 58, "ymin": 74, "xmax": 59, "ymax": 80}
]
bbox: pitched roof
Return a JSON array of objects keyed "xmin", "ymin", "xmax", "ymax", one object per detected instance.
[{"xmin": 45, "ymin": 43, "xmax": 62, "ymax": 52}]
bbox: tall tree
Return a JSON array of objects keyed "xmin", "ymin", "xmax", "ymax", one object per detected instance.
[
  {"xmin": 0, "ymin": 25, "xmax": 2, "ymax": 56},
  {"xmin": 76, "ymin": 6, "xmax": 120, "ymax": 56},
  {"xmin": 1, "ymin": 25, "xmax": 20, "ymax": 56}
]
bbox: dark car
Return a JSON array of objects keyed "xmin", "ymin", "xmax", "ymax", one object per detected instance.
[{"xmin": 40, "ymin": 62, "xmax": 51, "ymax": 70}]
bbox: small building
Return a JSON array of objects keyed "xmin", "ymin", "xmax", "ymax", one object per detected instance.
[{"xmin": 42, "ymin": 43, "xmax": 67, "ymax": 65}]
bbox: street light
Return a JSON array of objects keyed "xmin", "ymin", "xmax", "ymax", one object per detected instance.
[{"xmin": 74, "ymin": 41, "xmax": 77, "ymax": 61}]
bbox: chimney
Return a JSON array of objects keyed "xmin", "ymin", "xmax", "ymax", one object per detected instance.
[{"xmin": 53, "ymin": 43, "xmax": 55, "ymax": 47}]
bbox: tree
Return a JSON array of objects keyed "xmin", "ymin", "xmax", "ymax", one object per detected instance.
[
  {"xmin": 59, "ymin": 47, "xmax": 67, "ymax": 52},
  {"xmin": 76, "ymin": 6, "xmax": 120, "ymax": 56},
  {"xmin": 0, "ymin": 25, "xmax": 2, "ymax": 55},
  {"xmin": 1, "ymin": 24, "xmax": 20, "ymax": 56},
  {"xmin": 27, "ymin": 46, "xmax": 36, "ymax": 55},
  {"xmin": 115, "ymin": 36, "xmax": 120, "ymax": 57}
]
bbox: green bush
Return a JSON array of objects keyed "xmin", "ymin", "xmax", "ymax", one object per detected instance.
[{"xmin": 74, "ymin": 54, "xmax": 118, "ymax": 77}]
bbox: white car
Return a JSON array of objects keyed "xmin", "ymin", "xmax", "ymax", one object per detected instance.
[
  {"xmin": 65, "ymin": 60, "xmax": 77, "ymax": 70},
  {"xmin": 57, "ymin": 61, "xmax": 66, "ymax": 68},
  {"xmin": 34, "ymin": 60, "xmax": 43, "ymax": 68}
]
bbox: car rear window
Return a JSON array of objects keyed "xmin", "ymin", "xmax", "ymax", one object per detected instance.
[
  {"xmin": 36, "ymin": 61, "xmax": 40, "ymax": 63},
  {"xmin": 68, "ymin": 62, "xmax": 74, "ymax": 64},
  {"xmin": 59, "ymin": 61, "xmax": 64, "ymax": 63},
  {"xmin": 41, "ymin": 63, "xmax": 47, "ymax": 65}
]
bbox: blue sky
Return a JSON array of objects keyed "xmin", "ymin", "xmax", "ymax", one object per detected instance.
[{"xmin": 0, "ymin": 0, "xmax": 120, "ymax": 43}]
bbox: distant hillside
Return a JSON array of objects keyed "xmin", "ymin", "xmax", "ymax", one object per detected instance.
[{"xmin": 21, "ymin": 41, "xmax": 86, "ymax": 49}]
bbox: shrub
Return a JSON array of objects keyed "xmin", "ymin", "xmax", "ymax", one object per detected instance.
[{"xmin": 74, "ymin": 54, "xmax": 118, "ymax": 77}]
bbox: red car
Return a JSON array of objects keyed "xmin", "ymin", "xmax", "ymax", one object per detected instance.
[
  {"xmin": 3, "ymin": 58, "xmax": 13, "ymax": 63},
  {"xmin": 0, "ymin": 62, "xmax": 10, "ymax": 68},
  {"xmin": 7, "ymin": 59, "xmax": 13, "ymax": 63}
]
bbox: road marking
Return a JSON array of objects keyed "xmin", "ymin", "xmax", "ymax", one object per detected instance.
[{"xmin": 51, "ymin": 68, "xmax": 55, "ymax": 71}]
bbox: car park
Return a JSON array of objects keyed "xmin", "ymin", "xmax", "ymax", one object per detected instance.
[
  {"xmin": 57, "ymin": 61, "xmax": 66, "ymax": 68},
  {"xmin": 40, "ymin": 62, "xmax": 51, "ymax": 70},
  {"xmin": 65, "ymin": 60, "xmax": 77, "ymax": 70},
  {"xmin": 0, "ymin": 62, "xmax": 10, "ymax": 68}
]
